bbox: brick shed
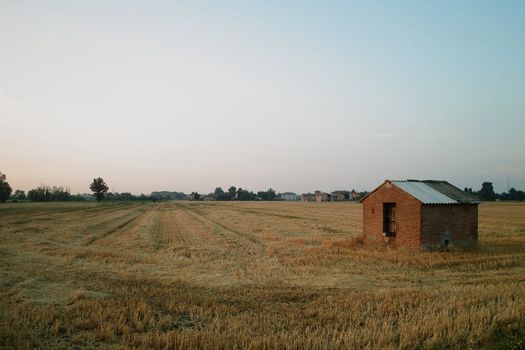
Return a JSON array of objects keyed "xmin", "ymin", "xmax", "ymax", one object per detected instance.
[{"xmin": 360, "ymin": 180, "xmax": 479, "ymax": 249}]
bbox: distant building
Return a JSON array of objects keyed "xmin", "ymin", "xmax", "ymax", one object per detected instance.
[
  {"xmin": 301, "ymin": 193, "xmax": 316, "ymax": 202},
  {"xmin": 360, "ymin": 180, "xmax": 479, "ymax": 250},
  {"xmin": 331, "ymin": 192, "xmax": 346, "ymax": 201},
  {"xmin": 281, "ymin": 192, "xmax": 298, "ymax": 201},
  {"xmin": 332, "ymin": 190, "xmax": 351, "ymax": 200},
  {"xmin": 315, "ymin": 191, "xmax": 333, "ymax": 202}
]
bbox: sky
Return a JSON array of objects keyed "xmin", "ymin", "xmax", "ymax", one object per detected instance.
[{"xmin": 1, "ymin": 0, "xmax": 524, "ymax": 195}]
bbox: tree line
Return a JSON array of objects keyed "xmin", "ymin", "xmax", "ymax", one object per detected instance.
[
  {"xmin": 210, "ymin": 186, "xmax": 277, "ymax": 201},
  {"xmin": 0, "ymin": 174, "xmax": 150, "ymax": 203},
  {"xmin": 1, "ymin": 170, "xmax": 524, "ymax": 203},
  {"xmin": 467, "ymin": 182, "xmax": 525, "ymax": 201},
  {"xmin": 27, "ymin": 185, "xmax": 71, "ymax": 202}
]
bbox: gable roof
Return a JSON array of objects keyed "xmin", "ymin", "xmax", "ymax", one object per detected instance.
[{"xmin": 360, "ymin": 180, "xmax": 480, "ymax": 204}]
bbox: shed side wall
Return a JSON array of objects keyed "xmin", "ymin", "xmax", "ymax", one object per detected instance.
[{"xmin": 420, "ymin": 204, "xmax": 478, "ymax": 249}]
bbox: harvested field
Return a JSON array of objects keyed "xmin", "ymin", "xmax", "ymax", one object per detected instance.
[{"xmin": 0, "ymin": 201, "xmax": 524, "ymax": 349}]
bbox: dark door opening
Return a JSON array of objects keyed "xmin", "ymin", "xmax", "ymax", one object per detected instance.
[{"xmin": 383, "ymin": 203, "xmax": 396, "ymax": 237}]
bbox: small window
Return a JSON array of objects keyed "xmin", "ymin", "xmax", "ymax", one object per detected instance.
[{"xmin": 383, "ymin": 203, "xmax": 396, "ymax": 237}]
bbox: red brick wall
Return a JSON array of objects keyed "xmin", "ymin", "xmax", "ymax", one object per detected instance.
[
  {"xmin": 420, "ymin": 204, "xmax": 478, "ymax": 249},
  {"xmin": 362, "ymin": 182, "xmax": 422, "ymax": 249}
]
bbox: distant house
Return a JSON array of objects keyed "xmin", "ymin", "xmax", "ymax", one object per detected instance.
[
  {"xmin": 331, "ymin": 192, "xmax": 346, "ymax": 201},
  {"xmin": 360, "ymin": 180, "xmax": 479, "ymax": 249},
  {"xmin": 351, "ymin": 190, "xmax": 359, "ymax": 201},
  {"xmin": 332, "ymin": 190, "xmax": 351, "ymax": 200},
  {"xmin": 301, "ymin": 193, "xmax": 316, "ymax": 202},
  {"xmin": 281, "ymin": 192, "xmax": 298, "ymax": 201},
  {"xmin": 315, "ymin": 191, "xmax": 333, "ymax": 202}
]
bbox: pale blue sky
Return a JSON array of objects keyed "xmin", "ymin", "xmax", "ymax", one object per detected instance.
[{"xmin": 1, "ymin": 1, "xmax": 524, "ymax": 194}]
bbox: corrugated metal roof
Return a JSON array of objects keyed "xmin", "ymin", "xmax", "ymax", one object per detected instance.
[
  {"xmin": 392, "ymin": 181, "xmax": 457, "ymax": 204},
  {"xmin": 391, "ymin": 180, "xmax": 480, "ymax": 204},
  {"xmin": 422, "ymin": 180, "xmax": 478, "ymax": 203}
]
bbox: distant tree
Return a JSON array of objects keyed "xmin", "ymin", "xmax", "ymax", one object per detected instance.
[
  {"xmin": 508, "ymin": 188, "xmax": 525, "ymax": 201},
  {"xmin": 478, "ymin": 182, "xmax": 496, "ymax": 201},
  {"xmin": 52, "ymin": 186, "xmax": 71, "ymax": 201},
  {"xmin": 237, "ymin": 188, "xmax": 257, "ymax": 201},
  {"xmin": 358, "ymin": 191, "xmax": 369, "ymax": 199},
  {"xmin": 237, "ymin": 187, "xmax": 246, "ymax": 200},
  {"xmin": 90, "ymin": 177, "xmax": 109, "ymax": 202},
  {"xmin": 214, "ymin": 187, "xmax": 225, "ymax": 199},
  {"xmin": 463, "ymin": 187, "xmax": 474, "ymax": 195},
  {"xmin": 228, "ymin": 186, "xmax": 237, "ymax": 200},
  {"xmin": 71, "ymin": 193, "xmax": 87, "ymax": 201},
  {"xmin": 28, "ymin": 186, "xmax": 47, "ymax": 202},
  {"xmin": 150, "ymin": 191, "xmax": 187, "ymax": 200},
  {"xmin": 0, "ymin": 172, "xmax": 12, "ymax": 203},
  {"xmin": 257, "ymin": 188, "xmax": 277, "ymax": 201},
  {"xmin": 214, "ymin": 187, "xmax": 231, "ymax": 201},
  {"xmin": 118, "ymin": 192, "xmax": 133, "ymax": 201},
  {"xmin": 27, "ymin": 185, "xmax": 71, "ymax": 202},
  {"xmin": 190, "ymin": 192, "xmax": 201, "ymax": 200},
  {"xmin": 12, "ymin": 189, "xmax": 26, "ymax": 201}
]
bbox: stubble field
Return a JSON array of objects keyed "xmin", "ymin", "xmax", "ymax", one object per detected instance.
[{"xmin": 0, "ymin": 201, "xmax": 524, "ymax": 349}]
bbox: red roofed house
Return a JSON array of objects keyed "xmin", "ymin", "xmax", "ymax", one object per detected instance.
[{"xmin": 360, "ymin": 180, "xmax": 479, "ymax": 249}]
